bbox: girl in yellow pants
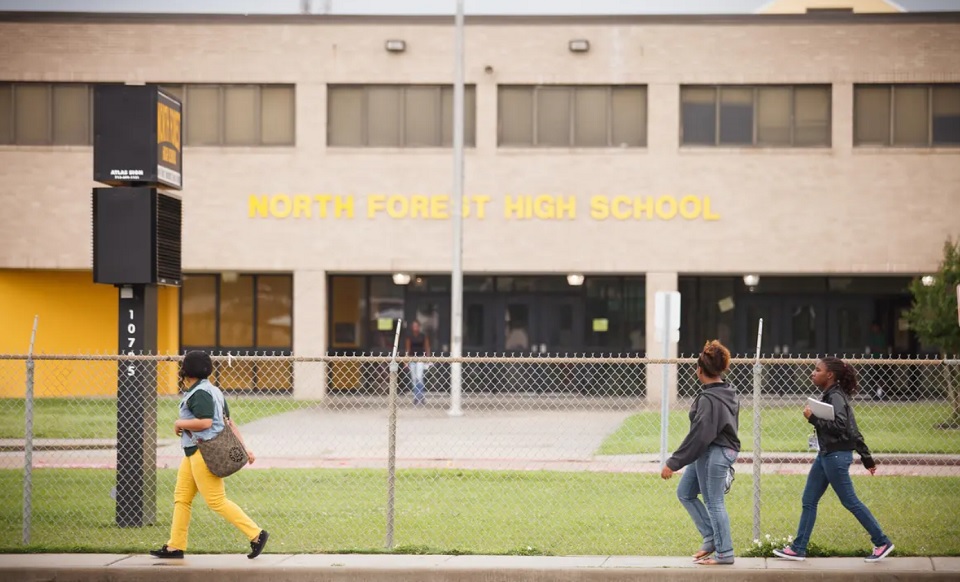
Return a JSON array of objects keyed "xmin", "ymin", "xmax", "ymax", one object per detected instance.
[{"xmin": 150, "ymin": 351, "xmax": 268, "ymax": 559}]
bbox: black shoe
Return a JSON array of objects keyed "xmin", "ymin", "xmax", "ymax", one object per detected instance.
[
  {"xmin": 149, "ymin": 545, "xmax": 184, "ymax": 559},
  {"xmin": 248, "ymin": 529, "xmax": 269, "ymax": 559}
]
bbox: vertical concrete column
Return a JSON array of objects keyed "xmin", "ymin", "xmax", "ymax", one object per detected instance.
[
  {"xmin": 645, "ymin": 272, "xmax": 679, "ymax": 406},
  {"xmin": 293, "ymin": 270, "xmax": 327, "ymax": 401},
  {"xmin": 647, "ymin": 83, "xmax": 680, "ymax": 155},
  {"xmin": 833, "ymin": 83, "xmax": 854, "ymax": 155},
  {"xmin": 475, "ymin": 74, "xmax": 498, "ymax": 153}
]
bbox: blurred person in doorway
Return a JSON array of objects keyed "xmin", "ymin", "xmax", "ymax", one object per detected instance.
[{"xmin": 404, "ymin": 320, "xmax": 431, "ymax": 406}]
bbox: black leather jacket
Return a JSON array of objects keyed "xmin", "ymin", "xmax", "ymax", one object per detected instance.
[{"xmin": 809, "ymin": 384, "xmax": 875, "ymax": 469}]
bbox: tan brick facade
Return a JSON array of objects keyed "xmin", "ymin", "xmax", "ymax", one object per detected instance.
[{"xmin": 0, "ymin": 14, "xmax": 958, "ymax": 364}]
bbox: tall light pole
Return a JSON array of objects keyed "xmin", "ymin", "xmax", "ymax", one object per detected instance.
[{"xmin": 448, "ymin": 0, "xmax": 465, "ymax": 417}]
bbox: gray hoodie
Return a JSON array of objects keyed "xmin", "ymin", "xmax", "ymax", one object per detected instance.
[{"xmin": 666, "ymin": 381, "xmax": 741, "ymax": 471}]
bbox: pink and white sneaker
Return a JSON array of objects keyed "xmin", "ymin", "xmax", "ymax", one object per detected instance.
[
  {"xmin": 865, "ymin": 543, "xmax": 894, "ymax": 562},
  {"xmin": 772, "ymin": 546, "xmax": 805, "ymax": 561}
]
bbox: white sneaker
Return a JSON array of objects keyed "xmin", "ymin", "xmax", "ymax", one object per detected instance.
[{"xmin": 772, "ymin": 546, "xmax": 805, "ymax": 561}]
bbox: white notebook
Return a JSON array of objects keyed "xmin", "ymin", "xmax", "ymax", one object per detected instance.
[{"xmin": 807, "ymin": 397, "xmax": 835, "ymax": 421}]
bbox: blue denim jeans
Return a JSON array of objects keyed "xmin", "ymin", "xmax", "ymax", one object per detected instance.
[
  {"xmin": 409, "ymin": 362, "xmax": 426, "ymax": 404},
  {"xmin": 677, "ymin": 445, "xmax": 738, "ymax": 560},
  {"xmin": 792, "ymin": 450, "xmax": 890, "ymax": 555}
]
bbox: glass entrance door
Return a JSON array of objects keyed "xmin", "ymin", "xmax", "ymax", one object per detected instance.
[
  {"xmin": 501, "ymin": 298, "xmax": 536, "ymax": 354},
  {"xmin": 829, "ymin": 300, "xmax": 874, "ymax": 355},
  {"xmin": 538, "ymin": 297, "xmax": 581, "ymax": 355},
  {"xmin": 497, "ymin": 296, "xmax": 583, "ymax": 355},
  {"xmin": 737, "ymin": 296, "xmax": 826, "ymax": 356}
]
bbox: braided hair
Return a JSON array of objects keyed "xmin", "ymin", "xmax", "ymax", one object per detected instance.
[{"xmin": 820, "ymin": 356, "xmax": 859, "ymax": 396}]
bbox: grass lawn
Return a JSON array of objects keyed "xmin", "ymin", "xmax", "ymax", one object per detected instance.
[
  {"xmin": 0, "ymin": 397, "xmax": 306, "ymax": 440},
  {"xmin": 0, "ymin": 468, "xmax": 957, "ymax": 556},
  {"xmin": 597, "ymin": 403, "xmax": 960, "ymax": 455}
]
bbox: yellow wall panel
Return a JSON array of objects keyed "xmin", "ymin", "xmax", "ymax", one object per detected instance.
[{"xmin": 0, "ymin": 270, "xmax": 180, "ymax": 397}]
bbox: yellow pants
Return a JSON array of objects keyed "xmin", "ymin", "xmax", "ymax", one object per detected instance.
[{"xmin": 167, "ymin": 450, "xmax": 260, "ymax": 551}]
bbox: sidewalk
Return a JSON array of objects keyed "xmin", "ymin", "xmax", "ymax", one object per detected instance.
[{"xmin": 1, "ymin": 553, "xmax": 958, "ymax": 582}]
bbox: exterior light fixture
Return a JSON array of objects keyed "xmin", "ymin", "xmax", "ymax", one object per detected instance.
[
  {"xmin": 385, "ymin": 39, "xmax": 406, "ymax": 53},
  {"xmin": 743, "ymin": 274, "xmax": 760, "ymax": 291},
  {"xmin": 568, "ymin": 39, "xmax": 590, "ymax": 53},
  {"xmin": 567, "ymin": 273, "xmax": 585, "ymax": 286},
  {"xmin": 921, "ymin": 275, "xmax": 935, "ymax": 287},
  {"xmin": 392, "ymin": 273, "xmax": 411, "ymax": 285}
]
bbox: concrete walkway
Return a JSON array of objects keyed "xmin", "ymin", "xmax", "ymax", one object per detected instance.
[
  {"xmin": 3, "ymin": 403, "xmax": 959, "ymax": 475},
  {"xmin": 1, "ymin": 553, "xmax": 958, "ymax": 581}
]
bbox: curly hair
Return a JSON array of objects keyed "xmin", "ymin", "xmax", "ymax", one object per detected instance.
[
  {"xmin": 819, "ymin": 356, "xmax": 859, "ymax": 396},
  {"xmin": 697, "ymin": 340, "xmax": 731, "ymax": 378}
]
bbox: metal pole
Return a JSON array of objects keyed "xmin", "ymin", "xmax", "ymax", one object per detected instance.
[
  {"xmin": 659, "ymin": 294, "xmax": 671, "ymax": 467},
  {"xmin": 752, "ymin": 318, "xmax": 764, "ymax": 541},
  {"xmin": 23, "ymin": 314, "xmax": 39, "ymax": 545},
  {"xmin": 385, "ymin": 319, "xmax": 402, "ymax": 549},
  {"xmin": 448, "ymin": 0, "xmax": 465, "ymax": 417}
]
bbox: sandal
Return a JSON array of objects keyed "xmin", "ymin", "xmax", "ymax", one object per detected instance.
[
  {"xmin": 696, "ymin": 557, "xmax": 735, "ymax": 565},
  {"xmin": 692, "ymin": 549, "xmax": 713, "ymax": 561}
]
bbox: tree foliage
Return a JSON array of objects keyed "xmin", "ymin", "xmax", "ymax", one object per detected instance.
[{"xmin": 905, "ymin": 239, "xmax": 960, "ymax": 357}]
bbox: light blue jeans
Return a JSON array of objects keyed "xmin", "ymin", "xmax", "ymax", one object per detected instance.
[
  {"xmin": 791, "ymin": 450, "xmax": 890, "ymax": 555},
  {"xmin": 409, "ymin": 362, "xmax": 426, "ymax": 404},
  {"xmin": 677, "ymin": 445, "xmax": 738, "ymax": 560}
]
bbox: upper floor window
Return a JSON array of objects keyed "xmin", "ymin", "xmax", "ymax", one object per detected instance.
[
  {"xmin": 327, "ymin": 85, "xmax": 476, "ymax": 147},
  {"xmin": 854, "ymin": 84, "xmax": 960, "ymax": 147},
  {"xmin": 160, "ymin": 84, "xmax": 295, "ymax": 146},
  {"xmin": 498, "ymin": 85, "xmax": 647, "ymax": 147},
  {"xmin": 0, "ymin": 82, "xmax": 93, "ymax": 145},
  {"xmin": 681, "ymin": 85, "xmax": 831, "ymax": 147}
]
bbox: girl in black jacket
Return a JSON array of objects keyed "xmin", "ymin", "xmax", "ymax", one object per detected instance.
[{"xmin": 773, "ymin": 356, "xmax": 894, "ymax": 562}]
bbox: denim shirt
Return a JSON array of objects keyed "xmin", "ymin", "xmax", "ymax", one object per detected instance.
[{"xmin": 178, "ymin": 379, "xmax": 226, "ymax": 450}]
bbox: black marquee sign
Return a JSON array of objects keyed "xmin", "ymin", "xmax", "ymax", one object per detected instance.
[{"xmin": 94, "ymin": 84, "xmax": 182, "ymax": 190}]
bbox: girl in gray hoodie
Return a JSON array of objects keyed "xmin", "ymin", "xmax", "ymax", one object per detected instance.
[{"xmin": 661, "ymin": 340, "xmax": 741, "ymax": 565}]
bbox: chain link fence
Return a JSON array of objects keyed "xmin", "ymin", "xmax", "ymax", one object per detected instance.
[{"xmin": 1, "ymin": 353, "xmax": 958, "ymax": 556}]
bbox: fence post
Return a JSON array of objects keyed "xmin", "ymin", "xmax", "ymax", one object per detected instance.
[
  {"xmin": 751, "ymin": 319, "xmax": 763, "ymax": 541},
  {"xmin": 385, "ymin": 320, "xmax": 402, "ymax": 550},
  {"xmin": 22, "ymin": 315, "xmax": 39, "ymax": 545}
]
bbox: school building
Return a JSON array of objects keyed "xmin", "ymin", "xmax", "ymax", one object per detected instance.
[{"xmin": 0, "ymin": 0, "xmax": 958, "ymax": 397}]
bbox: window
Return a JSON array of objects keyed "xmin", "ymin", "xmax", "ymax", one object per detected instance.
[
  {"xmin": 498, "ymin": 85, "xmax": 646, "ymax": 147},
  {"xmin": 180, "ymin": 273, "xmax": 293, "ymax": 391},
  {"xmin": 327, "ymin": 85, "xmax": 476, "ymax": 147},
  {"xmin": 681, "ymin": 85, "xmax": 831, "ymax": 147},
  {"xmin": 585, "ymin": 277, "xmax": 646, "ymax": 351},
  {"xmin": 0, "ymin": 82, "xmax": 93, "ymax": 145},
  {"xmin": 854, "ymin": 84, "xmax": 960, "ymax": 146},
  {"xmin": 180, "ymin": 273, "xmax": 293, "ymax": 350},
  {"xmin": 160, "ymin": 84, "xmax": 295, "ymax": 146}
]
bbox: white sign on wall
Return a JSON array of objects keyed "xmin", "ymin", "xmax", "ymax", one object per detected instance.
[{"xmin": 654, "ymin": 291, "xmax": 681, "ymax": 343}]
